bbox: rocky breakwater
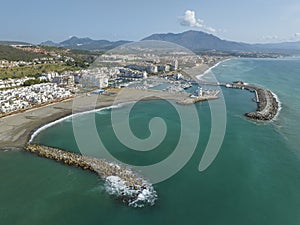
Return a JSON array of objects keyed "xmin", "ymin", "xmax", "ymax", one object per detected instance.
[
  {"xmin": 24, "ymin": 144, "xmax": 157, "ymax": 208},
  {"xmin": 177, "ymin": 95, "xmax": 219, "ymax": 105},
  {"xmin": 231, "ymin": 82, "xmax": 279, "ymax": 121}
]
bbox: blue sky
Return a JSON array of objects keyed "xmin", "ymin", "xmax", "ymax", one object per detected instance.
[{"xmin": 1, "ymin": 0, "xmax": 300, "ymax": 44}]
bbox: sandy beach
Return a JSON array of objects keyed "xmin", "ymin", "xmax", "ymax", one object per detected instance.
[
  {"xmin": 182, "ymin": 64, "xmax": 210, "ymax": 81},
  {"xmin": 183, "ymin": 58, "xmax": 230, "ymax": 82},
  {"xmin": 0, "ymin": 88, "xmax": 192, "ymax": 149}
]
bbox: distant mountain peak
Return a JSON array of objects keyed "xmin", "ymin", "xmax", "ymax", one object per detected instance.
[
  {"xmin": 67, "ymin": 36, "xmax": 92, "ymax": 41},
  {"xmin": 142, "ymin": 30, "xmax": 244, "ymax": 52},
  {"xmin": 40, "ymin": 40, "xmax": 58, "ymax": 47},
  {"xmin": 40, "ymin": 36, "xmax": 132, "ymax": 51}
]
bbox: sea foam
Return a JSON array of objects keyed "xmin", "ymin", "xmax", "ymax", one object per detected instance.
[
  {"xmin": 28, "ymin": 102, "xmax": 130, "ymax": 143},
  {"xmin": 196, "ymin": 58, "xmax": 232, "ymax": 80}
]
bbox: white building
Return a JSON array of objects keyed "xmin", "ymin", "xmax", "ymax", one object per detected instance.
[
  {"xmin": 171, "ymin": 59, "xmax": 179, "ymax": 71},
  {"xmin": 80, "ymin": 68, "xmax": 109, "ymax": 89},
  {"xmin": 0, "ymin": 83, "xmax": 72, "ymax": 114},
  {"xmin": 173, "ymin": 73, "xmax": 183, "ymax": 80}
]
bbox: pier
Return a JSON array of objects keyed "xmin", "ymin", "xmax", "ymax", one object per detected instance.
[{"xmin": 24, "ymin": 144, "xmax": 157, "ymax": 207}]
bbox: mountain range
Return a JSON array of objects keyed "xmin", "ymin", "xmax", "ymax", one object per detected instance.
[
  {"xmin": 40, "ymin": 36, "xmax": 131, "ymax": 51},
  {"xmin": 142, "ymin": 30, "xmax": 251, "ymax": 52},
  {"xmin": 2, "ymin": 31, "xmax": 300, "ymax": 54},
  {"xmin": 142, "ymin": 31, "xmax": 300, "ymax": 54}
]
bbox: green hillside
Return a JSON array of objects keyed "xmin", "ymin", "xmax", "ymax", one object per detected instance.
[
  {"xmin": 0, "ymin": 45, "xmax": 45, "ymax": 61},
  {"xmin": 0, "ymin": 64, "xmax": 78, "ymax": 79}
]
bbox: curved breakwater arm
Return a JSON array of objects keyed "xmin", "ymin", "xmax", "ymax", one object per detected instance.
[{"xmin": 229, "ymin": 83, "xmax": 280, "ymax": 121}]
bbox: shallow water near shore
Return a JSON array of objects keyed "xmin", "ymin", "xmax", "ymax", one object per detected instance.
[{"xmin": 1, "ymin": 58, "xmax": 300, "ymax": 225}]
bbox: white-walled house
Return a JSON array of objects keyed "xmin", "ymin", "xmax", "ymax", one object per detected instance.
[{"xmin": 0, "ymin": 83, "xmax": 72, "ymax": 114}]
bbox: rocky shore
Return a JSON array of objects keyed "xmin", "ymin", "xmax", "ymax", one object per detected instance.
[
  {"xmin": 230, "ymin": 83, "xmax": 279, "ymax": 121},
  {"xmin": 24, "ymin": 144, "xmax": 157, "ymax": 208}
]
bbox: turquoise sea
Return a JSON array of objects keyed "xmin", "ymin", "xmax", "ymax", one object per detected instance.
[{"xmin": 1, "ymin": 57, "xmax": 300, "ymax": 225}]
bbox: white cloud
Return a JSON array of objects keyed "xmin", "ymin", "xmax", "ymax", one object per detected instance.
[
  {"xmin": 179, "ymin": 10, "xmax": 203, "ymax": 28},
  {"xmin": 205, "ymin": 26, "xmax": 216, "ymax": 33},
  {"xmin": 179, "ymin": 10, "xmax": 216, "ymax": 33}
]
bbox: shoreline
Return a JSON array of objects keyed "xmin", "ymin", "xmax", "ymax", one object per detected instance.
[
  {"xmin": 29, "ymin": 91, "xmax": 219, "ymax": 145},
  {"xmin": 196, "ymin": 58, "xmax": 232, "ymax": 80},
  {"xmin": 28, "ymin": 101, "xmax": 132, "ymax": 143},
  {"xmin": 0, "ymin": 88, "xmax": 195, "ymax": 150}
]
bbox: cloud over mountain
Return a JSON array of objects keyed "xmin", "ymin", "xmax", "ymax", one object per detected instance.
[
  {"xmin": 179, "ymin": 10, "xmax": 204, "ymax": 28},
  {"xmin": 179, "ymin": 10, "xmax": 216, "ymax": 33}
]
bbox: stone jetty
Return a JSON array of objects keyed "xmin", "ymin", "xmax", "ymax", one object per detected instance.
[
  {"xmin": 24, "ymin": 144, "xmax": 157, "ymax": 207},
  {"xmin": 176, "ymin": 95, "xmax": 218, "ymax": 105},
  {"xmin": 229, "ymin": 82, "xmax": 279, "ymax": 121}
]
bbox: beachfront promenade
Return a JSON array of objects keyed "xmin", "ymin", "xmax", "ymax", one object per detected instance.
[{"xmin": 25, "ymin": 144, "xmax": 157, "ymax": 207}]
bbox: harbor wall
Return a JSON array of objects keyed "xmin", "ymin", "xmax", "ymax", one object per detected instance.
[{"xmin": 231, "ymin": 83, "xmax": 279, "ymax": 121}]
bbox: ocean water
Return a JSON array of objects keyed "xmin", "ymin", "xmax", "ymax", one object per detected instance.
[{"xmin": 1, "ymin": 57, "xmax": 300, "ymax": 225}]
